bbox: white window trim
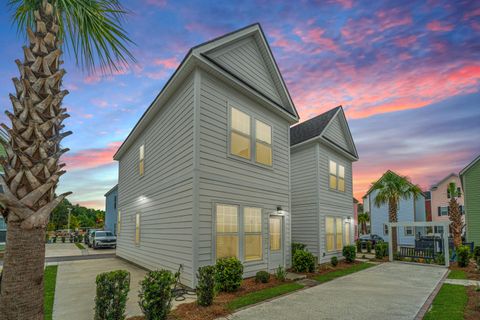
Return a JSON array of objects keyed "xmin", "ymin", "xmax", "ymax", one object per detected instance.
[
  {"xmin": 139, "ymin": 144, "xmax": 145, "ymax": 177},
  {"xmin": 404, "ymin": 226, "xmax": 414, "ymax": 237},
  {"xmin": 383, "ymin": 223, "xmax": 389, "ymax": 236},
  {"xmin": 135, "ymin": 212, "xmax": 141, "ymax": 246},
  {"xmin": 227, "ymin": 103, "xmax": 274, "ymax": 168},
  {"xmin": 117, "ymin": 210, "xmax": 121, "ymax": 235}
]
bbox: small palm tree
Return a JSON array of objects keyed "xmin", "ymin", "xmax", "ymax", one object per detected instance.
[
  {"xmin": 0, "ymin": 1, "xmax": 134, "ymax": 318},
  {"xmin": 371, "ymin": 171, "xmax": 423, "ymax": 254},
  {"xmin": 357, "ymin": 212, "xmax": 369, "ymax": 235},
  {"xmin": 447, "ymin": 182, "xmax": 463, "ymax": 248}
]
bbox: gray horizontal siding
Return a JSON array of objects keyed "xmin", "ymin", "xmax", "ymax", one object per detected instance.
[
  {"xmin": 209, "ymin": 36, "xmax": 283, "ymax": 106},
  {"xmin": 117, "ymin": 74, "xmax": 195, "ymax": 286},
  {"xmin": 196, "ymin": 70, "xmax": 291, "ymax": 275},
  {"xmin": 323, "ymin": 114, "xmax": 350, "ymax": 152},
  {"xmin": 290, "ymin": 144, "xmax": 319, "ymax": 256}
]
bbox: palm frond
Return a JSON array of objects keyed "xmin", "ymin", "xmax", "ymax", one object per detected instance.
[{"xmin": 8, "ymin": 0, "xmax": 136, "ymax": 73}]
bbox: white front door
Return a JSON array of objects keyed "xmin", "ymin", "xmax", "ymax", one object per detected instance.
[{"xmin": 268, "ymin": 215, "xmax": 284, "ymax": 271}]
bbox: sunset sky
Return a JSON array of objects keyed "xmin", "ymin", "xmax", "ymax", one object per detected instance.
[{"xmin": 0, "ymin": 0, "xmax": 479, "ymax": 209}]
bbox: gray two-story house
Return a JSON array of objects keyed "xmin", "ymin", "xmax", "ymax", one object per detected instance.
[
  {"xmin": 114, "ymin": 24, "xmax": 299, "ymax": 287},
  {"xmin": 290, "ymin": 106, "xmax": 359, "ymax": 263},
  {"xmin": 104, "ymin": 185, "xmax": 118, "ymax": 234}
]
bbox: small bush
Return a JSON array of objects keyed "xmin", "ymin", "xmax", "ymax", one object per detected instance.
[
  {"xmin": 366, "ymin": 241, "xmax": 372, "ymax": 253},
  {"xmin": 476, "ymin": 256, "xmax": 480, "ymax": 271},
  {"xmin": 356, "ymin": 240, "xmax": 362, "ymax": 253},
  {"xmin": 331, "ymin": 256, "xmax": 338, "ymax": 267},
  {"xmin": 78, "ymin": 234, "xmax": 84, "ymax": 243},
  {"xmin": 215, "ymin": 257, "xmax": 243, "ymax": 292},
  {"xmin": 342, "ymin": 245, "xmax": 356, "ymax": 263},
  {"xmin": 434, "ymin": 253, "xmax": 445, "ymax": 265},
  {"xmin": 375, "ymin": 242, "xmax": 388, "ymax": 259},
  {"xmin": 255, "ymin": 271, "xmax": 270, "ymax": 283},
  {"xmin": 196, "ymin": 265, "xmax": 216, "ymax": 307},
  {"xmin": 293, "ymin": 250, "xmax": 316, "ymax": 273},
  {"xmin": 275, "ymin": 265, "xmax": 287, "ymax": 282},
  {"xmin": 94, "ymin": 270, "xmax": 130, "ymax": 320},
  {"xmin": 138, "ymin": 270, "xmax": 175, "ymax": 320},
  {"xmin": 473, "ymin": 246, "xmax": 480, "ymax": 260},
  {"xmin": 45, "ymin": 233, "xmax": 50, "ymax": 243},
  {"xmin": 292, "ymin": 242, "xmax": 307, "ymax": 260},
  {"xmin": 457, "ymin": 245, "xmax": 470, "ymax": 268}
]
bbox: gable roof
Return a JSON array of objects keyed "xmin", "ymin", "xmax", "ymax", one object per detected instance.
[
  {"xmin": 460, "ymin": 154, "xmax": 480, "ymax": 177},
  {"xmin": 290, "ymin": 106, "xmax": 358, "ymax": 160},
  {"xmin": 114, "ymin": 23, "xmax": 298, "ymax": 160},
  {"xmin": 104, "ymin": 184, "xmax": 118, "ymax": 197},
  {"xmin": 363, "ymin": 170, "xmax": 425, "ymax": 198},
  {"xmin": 430, "ymin": 173, "xmax": 458, "ymax": 190}
]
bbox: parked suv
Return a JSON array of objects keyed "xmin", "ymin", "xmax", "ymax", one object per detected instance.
[
  {"xmin": 358, "ymin": 234, "xmax": 384, "ymax": 246},
  {"xmin": 85, "ymin": 229, "xmax": 99, "ymax": 247},
  {"xmin": 92, "ymin": 231, "xmax": 116, "ymax": 249}
]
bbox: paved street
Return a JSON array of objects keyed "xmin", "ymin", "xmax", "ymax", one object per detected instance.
[{"xmin": 229, "ymin": 263, "xmax": 447, "ymax": 320}]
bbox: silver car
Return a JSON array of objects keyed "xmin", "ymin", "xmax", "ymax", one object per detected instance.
[{"xmin": 92, "ymin": 231, "xmax": 116, "ymax": 249}]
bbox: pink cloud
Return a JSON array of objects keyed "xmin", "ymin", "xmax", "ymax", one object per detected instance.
[
  {"xmin": 63, "ymin": 141, "xmax": 122, "ymax": 171},
  {"xmin": 145, "ymin": 0, "xmax": 167, "ymax": 7},
  {"xmin": 153, "ymin": 57, "xmax": 180, "ymax": 69},
  {"xmin": 91, "ymin": 98, "xmax": 109, "ymax": 108},
  {"xmin": 394, "ymin": 35, "xmax": 417, "ymax": 47},
  {"xmin": 332, "ymin": 0, "xmax": 353, "ymax": 9},
  {"xmin": 426, "ymin": 20, "xmax": 454, "ymax": 32},
  {"xmin": 293, "ymin": 27, "xmax": 343, "ymax": 54}
]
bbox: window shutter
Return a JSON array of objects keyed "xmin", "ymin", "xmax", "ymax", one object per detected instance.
[{"xmin": 437, "ymin": 207, "xmax": 441, "ymax": 216}]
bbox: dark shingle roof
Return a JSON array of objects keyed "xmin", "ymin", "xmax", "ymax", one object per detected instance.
[{"xmin": 290, "ymin": 106, "xmax": 341, "ymax": 146}]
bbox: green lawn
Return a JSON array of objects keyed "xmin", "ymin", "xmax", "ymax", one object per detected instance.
[
  {"xmin": 44, "ymin": 265, "xmax": 58, "ymax": 320},
  {"xmin": 447, "ymin": 270, "xmax": 467, "ymax": 279},
  {"xmin": 227, "ymin": 283, "xmax": 304, "ymax": 311},
  {"xmin": 75, "ymin": 242, "xmax": 85, "ymax": 250},
  {"xmin": 0, "ymin": 244, "xmax": 4, "ymax": 251},
  {"xmin": 313, "ymin": 262, "xmax": 375, "ymax": 283},
  {"xmin": 423, "ymin": 284, "xmax": 467, "ymax": 320}
]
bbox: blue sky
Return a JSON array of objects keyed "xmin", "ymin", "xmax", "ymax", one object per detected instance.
[{"xmin": 0, "ymin": 0, "xmax": 479, "ymax": 208}]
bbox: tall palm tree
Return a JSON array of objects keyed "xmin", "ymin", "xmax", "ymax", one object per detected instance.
[
  {"xmin": 447, "ymin": 182, "xmax": 463, "ymax": 248},
  {"xmin": 0, "ymin": 1, "xmax": 134, "ymax": 318},
  {"xmin": 357, "ymin": 212, "xmax": 369, "ymax": 235},
  {"xmin": 371, "ymin": 171, "xmax": 423, "ymax": 254}
]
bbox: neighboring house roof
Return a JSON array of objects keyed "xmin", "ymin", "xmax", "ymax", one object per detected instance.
[
  {"xmin": 460, "ymin": 154, "xmax": 480, "ymax": 177},
  {"xmin": 114, "ymin": 23, "xmax": 299, "ymax": 160},
  {"xmin": 353, "ymin": 198, "xmax": 359, "ymax": 203},
  {"xmin": 104, "ymin": 184, "xmax": 118, "ymax": 197},
  {"xmin": 362, "ymin": 170, "xmax": 425, "ymax": 199},
  {"xmin": 290, "ymin": 106, "xmax": 359, "ymax": 160},
  {"xmin": 430, "ymin": 173, "xmax": 458, "ymax": 190}
]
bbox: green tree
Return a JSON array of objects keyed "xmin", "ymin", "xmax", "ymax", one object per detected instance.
[
  {"xmin": 371, "ymin": 171, "xmax": 423, "ymax": 254},
  {"xmin": 0, "ymin": 1, "xmax": 134, "ymax": 318},
  {"xmin": 447, "ymin": 182, "xmax": 463, "ymax": 248},
  {"xmin": 357, "ymin": 212, "xmax": 369, "ymax": 235}
]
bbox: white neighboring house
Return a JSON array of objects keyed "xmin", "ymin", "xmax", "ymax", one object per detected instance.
[
  {"xmin": 290, "ymin": 106, "xmax": 359, "ymax": 263},
  {"xmin": 114, "ymin": 24, "xmax": 299, "ymax": 287}
]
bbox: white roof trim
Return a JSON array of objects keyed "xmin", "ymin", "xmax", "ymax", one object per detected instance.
[{"xmin": 460, "ymin": 154, "xmax": 480, "ymax": 177}]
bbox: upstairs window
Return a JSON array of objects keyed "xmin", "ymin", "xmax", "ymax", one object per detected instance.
[
  {"xmin": 114, "ymin": 195, "xmax": 117, "ymax": 209},
  {"xmin": 438, "ymin": 206, "xmax": 449, "ymax": 216},
  {"xmin": 230, "ymin": 108, "xmax": 251, "ymax": 160},
  {"xmin": 329, "ymin": 160, "xmax": 345, "ymax": 192},
  {"xmin": 139, "ymin": 145, "xmax": 145, "ymax": 176},
  {"xmin": 255, "ymin": 120, "xmax": 272, "ymax": 166}
]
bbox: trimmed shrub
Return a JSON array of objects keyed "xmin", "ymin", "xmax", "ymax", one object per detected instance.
[
  {"xmin": 139, "ymin": 270, "xmax": 175, "ymax": 320},
  {"xmin": 434, "ymin": 253, "xmax": 445, "ymax": 265},
  {"xmin": 215, "ymin": 257, "xmax": 243, "ymax": 292},
  {"xmin": 457, "ymin": 245, "xmax": 470, "ymax": 268},
  {"xmin": 255, "ymin": 271, "xmax": 270, "ymax": 283},
  {"xmin": 473, "ymin": 246, "xmax": 480, "ymax": 261},
  {"xmin": 293, "ymin": 249, "xmax": 316, "ymax": 273},
  {"xmin": 342, "ymin": 245, "xmax": 356, "ymax": 263},
  {"xmin": 331, "ymin": 256, "xmax": 338, "ymax": 267},
  {"xmin": 375, "ymin": 242, "xmax": 388, "ymax": 259},
  {"xmin": 356, "ymin": 240, "xmax": 362, "ymax": 253},
  {"xmin": 366, "ymin": 241, "xmax": 372, "ymax": 253},
  {"xmin": 292, "ymin": 242, "xmax": 307, "ymax": 260},
  {"xmin": 275, "ymin": 265, "xmax": 287, "ymax": 282},
  {"xmin": 78, "ymin": 234, "xmax": 84, "ymax": 243},
  {"xmin": 52, "ymin": 236, "xmax": 57, "ymax": 243},
  {"xmin": 196, "ymin": 265, "xmax": 216, "ymax": 307},
  {"xmin": 94, "ymin": 270, "xmax": 130, "ymax": 320},
  {"xmin": 61, "ymin": 236, "xmax": 66, "ymax": 243}
]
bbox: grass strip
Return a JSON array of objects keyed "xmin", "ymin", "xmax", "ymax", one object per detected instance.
[
  {"xmin": 0, "ymin": 244, "xmax": 4, "ymax": 251},
  {"xmin": 447, "ymin": 270, "xmax": 467, "ymax": 279},
  {"xmin": 423, "ymin": 284, "xmax": 467, "ymax": 320},
  {"xmin": 227, "ymin": 282, "xmax": 304, "ymax": 311},
  {"xmin": 313, "ymin": 262, "xmax": 374, "ymax": 283},
  {"xmin": 75, "ymin": 242, "xmax": 86, "ymax": 250},
  {"xmin": 44, "ymin": 265, "xmax": 58, "ymax": 320}
]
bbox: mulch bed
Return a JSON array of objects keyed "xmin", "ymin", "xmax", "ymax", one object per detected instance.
[
  {"xmin": 290, "ymin": 260, "xmax": 364, "ymax": 278},
  {"xmin": 449, "ymin": 261, "xmax": 480, "ymax": 280},
  {"xmin": 465, "ymin": 286, "xmax": 480, "ymax": 320},
  {"xmin": 128, "ymin": 277, "xmax": 289, "ymax": 320}
]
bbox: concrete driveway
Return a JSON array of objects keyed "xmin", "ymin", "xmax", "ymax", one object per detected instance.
[{"xmin": 230, "ymin": 263, "xmax": 447, "ymax": 320}]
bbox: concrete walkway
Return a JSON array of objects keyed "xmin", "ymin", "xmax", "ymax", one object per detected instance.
[
  {"xmin": 228, "ymin": 263, "xmax": 447, "ymax": 320},
  {"xmin": 445, "ymin": 278, "xmax": 480, "ymax": 286}
]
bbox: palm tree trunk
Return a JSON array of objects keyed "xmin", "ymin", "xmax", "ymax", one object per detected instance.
[
  {"xmin": 388, "ymin": 199, "xmax": 398, "ymax": 256},
  {"xmin": 0, "ymin": 2, "xmax": 71, "ymax": 318},
  {"xmin": 0, "ymin": 222, "xmax": 46, "ymax": 319},
  {"xmin": 449, "ymin": 198, "xmax": 463, "ymax": 248}
]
